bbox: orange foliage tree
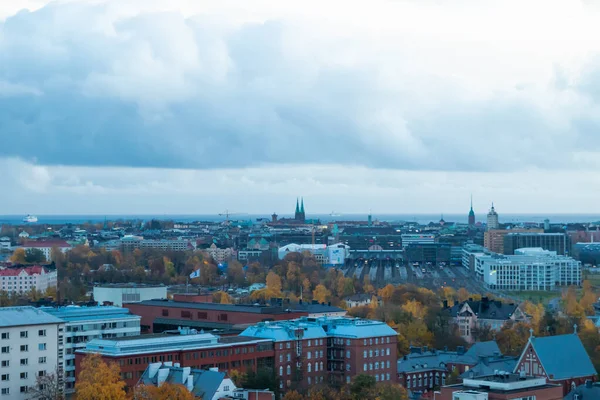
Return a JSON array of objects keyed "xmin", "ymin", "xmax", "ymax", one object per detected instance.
[{"xmin": 75, "ymin": 353, "xmax": 126, "ymax": 400}]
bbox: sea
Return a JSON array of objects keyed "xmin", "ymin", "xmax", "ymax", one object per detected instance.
[{"xmin": 1, "ymin": 214, "xmax": 599, "ymax": 226}]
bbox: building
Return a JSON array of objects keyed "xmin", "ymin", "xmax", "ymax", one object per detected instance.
[
  {"xmin": 339, "ymin": 227, "xmax": 403, "ymax": 250},
  {"xmin": 468, "ymin": 197, "xmax": 476, "ymax": 227},
  {"xmin": 140, "ymin": 363, "xmax": 237, "ymax": 400},
  {"xmin": 405, "ymin": 243, "xmax": 451, "ymax": 265},
  {"xmin": 124, "ymin": 299, "xmax": 345, "ymax": 334},
  {"xmin": 75, "ymin": 329, "xmax": 275, "ymax": 388},
  {"xmin": 474, "ymin": 249, "xmax": 581, "ymax": 291},
  {"xmin": 40, "ymin": 306, "xmax": 141, "ymax": 394},
  {"xmin": 514, "ymin": 330, "xmax": 597, "ymax": 396},
  {"xmin": 295, "ymin": 198, "xmax": 306, "ymax": 223},
  {"xmin": 118, "ymin": 236, "xmax": 195, "ymax": 252},
  {"xmin": 344, "ymin": 294, "xmax": 373, "ymax": 308},
  {"xmin": 486, "ymin": 204, "xmax": 499, "ymax": 230},
  {"xmin": 462, "ymin": 244, "xmax": 492, "ymax": 271},
  {"xmin": 0, "ymin": 265, "xmax": 57, "ymax": 294},
  {"xmin": 484, "ymin": 228, "xmax": 544, "ymax": 254},
  {"xmin": 204, "ymin": 244, "xmax": 235, "ymax": 263},
  {"xmin": 93, "ymin": 284, "xmax": 167, "ymax": 307},
  {"xmin": 503, "ymin": 233, "xmax": 571, "ymax": 256},
  {"xmin": 0, "ymin": 307, "xmax": 65, "ymax": 399},
  {"xmin": 0, "ymin": 237, "xmax": 10, "ymax": 250},
  {"xmin": 397, "ymin": 341, "xmax": 517, "ymax": 394},
  {"xmin": 564, "ymin": 380, "xmax": 600, "ymax": 399},
  {"xmin": 401, "ymin": 234, "xmax": 436, "ymax": 248},
  {"xmin": 277, "ymin": 243, "xmax": 349, "ymax": 266},
  {"xmin": 241, "ymin": 317, "xmax": 398, "ymax": 390},
  {"xmin": 438, "ymin": 373, "xmax": 563, "ymax": 400},
  {"xmin": 443, "ymin": 298, "xmax": 528, "ymax": 343},
  {"xmin": 22, "ymin": 240, "xmax": 72, "ymax": 261}
]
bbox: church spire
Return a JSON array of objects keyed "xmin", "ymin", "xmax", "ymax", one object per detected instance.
[
  {"xmin": 300, "ymin": 198, "xmax": 305, "ymax": 214},
  {"xmin": 470, "ymin": 194, "xmax": 473, "ymax": 211},
  {"xmin": 295, "ymin": 198, "xmax": 300, "ymax": 214}
]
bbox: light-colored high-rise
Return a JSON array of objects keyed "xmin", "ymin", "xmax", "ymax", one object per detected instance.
[{"xmin": 486, "ymin": 203, "xmax": 499, "ymax": 230}]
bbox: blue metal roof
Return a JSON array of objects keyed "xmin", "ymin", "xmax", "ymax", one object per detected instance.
[
  {"xmin": 40, "ymin": 306, "xmax": 138, "ymax": 322},
  {"xmin": 241, "ymin": 321, "xmax": 327, "ymax": 342},
  {"xmin": 0, "ymin": 306, "xmax": 64, "ymax": 327},
  {"xmin": 528, "ymin": 334, "xmax": 596, "ymax": 380}
]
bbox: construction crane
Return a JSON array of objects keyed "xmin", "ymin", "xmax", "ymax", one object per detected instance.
[{"xmin": 218, "ymin": 210, "xmax": 245, "ymax": 224}]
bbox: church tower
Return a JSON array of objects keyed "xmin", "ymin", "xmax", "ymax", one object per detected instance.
[
  {"xmin": 468, "ymin": 195, "xmax": 476, "ymax": 226},
  {"xmin": 295, "ymin": 198, "xmax": 301, "ymax": 221}
]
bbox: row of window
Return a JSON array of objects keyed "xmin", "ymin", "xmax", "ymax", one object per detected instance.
[
  {"xmin": 1, "ymin": 370, "xmax": 46, "ymax": 382},
  {"xmin": 363, "ymin": 348, "xmax": 391, "ymax": 358},
  {"xmin": 1, "ymin": 357, "xmax": 47, "ymax": 367},
  {"xmin": 0, "ymin": 329, "xmax": 46, "ymax": 340},
  {"xmin": 363, "ymin": 337, "xmax": 391, "ymax": 346},
  {"xmin": 0, "ymin": 343, "xmax": 47, "ymax": 353},
  {"xmin": 278, "ymin": 361, "xmax": 326, "ymax": 376},
  {"xmin": 406, "ymin": 372, "xmax": 444, "ymax": 389},
  {"xmin": 363, "ymin": 361, "xmax": 391, "ymax": 371}
]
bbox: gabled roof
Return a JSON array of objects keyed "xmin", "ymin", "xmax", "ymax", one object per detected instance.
[
  {"xmin": 0, "ymin": 265, "xmax": 48, "ymax": 276},
  {"xmin": 518, "ymin": 334, "xmax": 597, "ymax": 380},
  {"xmin": 564, "ymin": 381, "xmax": 600, "ymax": 399},
  {"xmin": 464, "ymin": 341, "xmax": 501, "ymax": 359},
  {"xmin": 140, "ymin": 363, "xmax": 226, "ymax": 399},
  {"xmin": 23, "ymin": 240, "xmax": 71, "ymax": 248},
  {"xmin": 446, "ymin": 299, "xmax": 518, "ymax": 321}
]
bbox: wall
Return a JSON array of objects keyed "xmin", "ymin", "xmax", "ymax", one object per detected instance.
[{"xmin": 93, "ymin": 286, "xmax": 167, "ymax": 306}]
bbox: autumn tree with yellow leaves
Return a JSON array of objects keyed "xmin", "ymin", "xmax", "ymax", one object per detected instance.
[
  {"xmin": 134, "ymin": 383, "xmax": 195, "ymax": 400},
  {"xmin": 75, "ymin": 353, "xmax": 126, "ymax": 400}
]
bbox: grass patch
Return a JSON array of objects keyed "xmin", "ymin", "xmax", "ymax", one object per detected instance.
[{"xmin": 506, "ymin": 290, "xmax": 560, "ymax": 305}]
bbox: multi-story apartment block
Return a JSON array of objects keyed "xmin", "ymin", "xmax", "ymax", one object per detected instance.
[
  {"xmin": 119, "ymin": 236, "xmax": 194, "ymax": 253},
  {"xmin": 204, "ymin": 244, "xmax": 235, "ymax": 263},
  {"xmin": 484, "ymin": 228, "xmax": 543, "ymax": 254},
  {"xmin": 0, "ymin": 307, "xmax": 65, "ymax": 399},
  {"xmin": 474, "ymin": 248, "xmax": 581, "ymax": 291},
  {"xmin": 241, "ymin": 317, "xmax": 398, "ymax": 390},
  {"xmin": 0, "ymin": 266, "xmax": 57, "ymax": 294},
  {"xmin": 40, "ymin": 306, "xmax": 141, "ymax": 394},
  {"xmin": 503, "ymin": 232, "xmax": 571, "ymax": 256}
]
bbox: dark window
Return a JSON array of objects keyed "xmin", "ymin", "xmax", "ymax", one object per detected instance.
[
  {"xmin": 181, "ymin": 311, "xmax": 191, "ymax": 318},
  {"xmin": 218, "ymin": 313, "xmax": 228, "ymax": 321},
  {"xmin": 197, "ymin": 312, "xmax": 208, "ymax": 319},
  {"xmin": 162, "ymin": 309, "xmax": 169, "ymax": 317}
]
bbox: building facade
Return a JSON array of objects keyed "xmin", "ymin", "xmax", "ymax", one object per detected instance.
[
  {"xmin": 484, "ymin": 228, "xmax": 544, "ymax": 253},
  {"xmin": 439, "ymin": 374, "xmax": 563, "ymax": 400},
  {"xmin": 474, "ymin": 249, "xmax": 581, "ymax": 291},
  {"xmin": 486, "ymin": 204, "xmax": 499, "ymax": 230},
  {"xmin": 400, "ymin": 234, "xmax": 436, "ymax": 248},
  {"xmin": 40, "ymin": 306, "xmax": 141, "ymax": 394},
  {"xmin": 204, "ymin": 244, "xmax": 235, "ymax": 263},
  {"xmin": 118, "ymin": 236, "xmax": 195, "ymax": 252},
  {"xmin": 75, "ymin": 329, "xmax": 274, "ymax": 388},
  {"xmin": 0, "ymin": 266, "xmax": 57, "ymax": 294},
  {"xmin": 0, "ymin": 307, "xmax": 65, "ymax": 399},
  {"xmin": 503, "ymin": 232, "xmax": 570, "ymax": 256},
  {"xmin": 22, "ymin": 240, "xmax": 72, "ymax": 261},
  {"xmin": 92, "ymin": 284, "xmax": 167, "ymax": 307}
]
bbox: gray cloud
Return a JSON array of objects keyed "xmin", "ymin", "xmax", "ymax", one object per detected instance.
[{"xmin": 2, "ymin": 1, "xmax": 600, "ymax": 173}]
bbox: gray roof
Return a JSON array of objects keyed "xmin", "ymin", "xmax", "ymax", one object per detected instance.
[
  {"xmin": 526, "ymin": 334, "xmax": 597, "ymax": 380},
  {"xmin": 446, "ymin": 300, "xmax": 518, "ymax": 321},
  {"xmin": 460, "ymin": 356, "xmax": 518, "ymax": 378},
  {"xmin": 136, "ymin": 300, "xmax": 344, "ymax": 315},
  {"xmin": 0, "ymin": 306, "xmax": 64, "ymax": 328},
  {"xmin": 140, "ymin": 364, "xmax": 225, "ymax": 399},
  {"xmin": 397, "ymin": 341, "xmax": 503, "ymax": 374},
  {"xmin": 564, "ymin": 382, "xmax": 600, "ymax": 399}
]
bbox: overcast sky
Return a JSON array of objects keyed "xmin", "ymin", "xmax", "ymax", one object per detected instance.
[{"xmin": 2, "ymin": 0, "xmax": 600, "ymax": 215}]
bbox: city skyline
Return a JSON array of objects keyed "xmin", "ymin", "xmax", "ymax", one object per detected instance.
[{"xmin": 3, "ymin": 0, "xmax": 600, "ymax": 213}]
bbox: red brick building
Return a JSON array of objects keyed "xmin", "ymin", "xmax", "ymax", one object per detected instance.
[
  {"xmin": 513, "ymin": 330, "xmax": 597, "ymax": 396},
  {"xmin": 124, "ymin": 300, "xmax": 345, "ymax": 334},
  {"xmin": 240, "ymin": 317, "xmax": 398, "ymax": 391},
  {"xmin": 75, "ymin": 329, "xmax": 274, "ymax": 388}
]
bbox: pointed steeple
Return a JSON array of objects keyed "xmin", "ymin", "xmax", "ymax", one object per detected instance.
[
  {"xmin": 295, "ymin": 198, "xmax": 300, "ymax": 214},
  {"xmin": 470, "ymin": 194, "xmax": 473, "ymax": 212},
  {"xmin": 300, "ymin": 198, "xmax": 305, "ymax": 214}
]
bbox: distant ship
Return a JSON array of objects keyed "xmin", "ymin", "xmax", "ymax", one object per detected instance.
[
  {"xmin": 23, "ymin": 214, "xmax": 38, "ymax": 223},
  {"xmin": 329, "ymin": 211, "xmax": 341, "ymax": 217}
]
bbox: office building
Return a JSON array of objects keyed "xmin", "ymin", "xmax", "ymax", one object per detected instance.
[
  {"xmin": 75, "ymin": 329, "xmax": 275, "ymax": 388},
  {"xmin": 0, "ymin": 266, "xmax": 57, "ymax": 294},
  {"xmin": 474, "ymin": 249, "xmax": 581, "ymax": 291},
  {"xmin": 203, "ymin": 244, "xmax": 235, "ymax": 263},
  {"xmin": 400, "ymin": 234, "xmax": 436, "ymax": 248},
  {"xmin": 462, "ymin": 244, "xmax": 492, "ymax": 271},
  {"xmin": 404, "ymin": 243, "xmax": 451, "ymax": 265},
  {"xmin": 277, "ymin": 243, "xmax": 349, "ymax": 266},
  {"xmin": 486, "ymin": 204, "xmax": 499, "ymax": 230},
  {"xmin": 484, "ymin": 228, "xmax": 543, "ymax": 253},
  {"xmin": 40, "ymin": 306, "xmax": 141, "ymax": 394},
  {"xmin": 0, "ymin": 307, "xmax": 65, "ymax": 399},
  {"xmin": 438, "ymin": 374, "xmax": 562, "ymax": 400},
  {"xmin": 92, "ymin": 284, "xmax": 167, "ymax": 306},
  {"xmin": 118, "ymin": 236, "xmax": 195, "ymax": 252},
  {"xmin": 503, "ymin": 232, "xmax": 570, "ymax": 255}
]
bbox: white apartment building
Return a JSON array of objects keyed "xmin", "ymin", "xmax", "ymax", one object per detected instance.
[
  {"xmin": 0, "ymin": 266, "xmax": 57, "ymax": 294},
  {"xmin": 474, "ymin": 248, "xmax": 581, "ymax": 291},
  {"xmin": 93, "ymin": 284, "xmax": 167, "ymax": 306},
  {"xmin": 40, "ymin": 306, "xmax": 141, "ymax": 394},
  {"xmin": 204, "ymin": 243, "xmax": 235, "ymax": 263},
  {"xmin": 119, "ymin": 236, "xmax": 194, "ymax": 252},
  {"xmin": 0, "ymin": 307, "xmax": 65, "ymax": 399},
  {"xmin": 22, "ymin": 240, "xmax": 72, "ymax": 261}
]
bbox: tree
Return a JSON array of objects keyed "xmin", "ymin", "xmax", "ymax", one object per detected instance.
[
  {"xmin": 227, "ymin": 261, "xmax": 246, "ymax": 286},
  {"xmin": 242, "ymin": 367, "xmax": 279, "ymax": 395},
  {"xmin": 28, "ymin": 369, "xmax": 64, "ymax": 400},
  {"xmin": 401, "ymin": 300, "xmax": 427, "ymax": 320},
  {"xmin": 266, "ymin": 271, "xmax": 283, "ymax": 294},
  {"xmin": 375, "ymin": 384, "xmax": 408, "ymax": 400},
  {"xmin": 312, "ymin": 284, "xmax": 331, "ymax": 304},
  {"xmin": 134, "ymin": 383, "xmax": 195, "ymax": 400},
  {"xmin": 282, "ymin": 391, "xmax": 305, "ymax": 400},
  {"xmin": 378, "ymin": 284, "xmax": 395, "ymax": 304},
  {"xmin": 349, "ymin": 374, "xmax": 377, "ymax": 400},
  {"xmin": 457, "ymin": 288, "xmax": 470, "ymax": 302},
  {"xmin": 25, "ymin": 248, "xmax": 46, "ymax": 263},
  {"xmin": 212, "ymin": 291, "xmax": 233, "ymax": 304},
  {"xmin": 75, "ymin": 353, "xmax": 127, "ymax": 400},
  {"xmin": 11, "ymin": 248, "xmax": 26, "ymax": 263}
]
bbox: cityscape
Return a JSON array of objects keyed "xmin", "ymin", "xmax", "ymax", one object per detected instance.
[{"xmin": 3, "ymin": 1, "xmax": 600, "ymax": 400}]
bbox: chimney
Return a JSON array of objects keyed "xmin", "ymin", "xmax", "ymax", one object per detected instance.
[
  {"xmin": 443, "ymin": 300, "xmax": 448, "ymax": 308},
  {"xmin": 457, "ymin": 346, "xmax": 465, "ymax": 355},
  {"xmin": 468, "ymin": 297, "xmax": 473, "ymax": 302}
]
